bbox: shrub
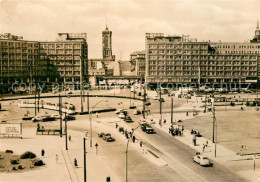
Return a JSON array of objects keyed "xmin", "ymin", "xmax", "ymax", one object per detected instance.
[
  {"xmin": 12, "ymin": 167, "xmax": 16, "ymax": 171},
  {"xmin": 5, "ymin": 150, "xmax": 13, "ymax": 154},
  {"xmin": 21, "ymin": 151, "xmax": 36, "ymax": 159},
  {"xmin": 10, "ymin": 159, "xmax": 19, "ymax": 165},
  {"xmin": 34, "ymin": 160, "xmax": 45, "ymax": 166},
  {"xmin": 18, "ymin": 165, "xmax": 23, "ymax": 170}
]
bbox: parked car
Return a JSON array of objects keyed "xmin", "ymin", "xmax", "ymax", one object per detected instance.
[
  {"xmin": 42, "ymin": 115, "xmax": 56, "ymax": 122},
  {"xmin": 145, "ymin": 101, "xmax": 151, "ymax": 106},
  {"xmin": 103, "ymin": 133, "xmax": 111, "ymax": 140},
  {"xmin": 22, "ymin": 114, "xmax": 33, "ymax": 120},
  {"xmin": 106, "ymin": 137, "xmax": 115, "ymax": 142},
  {"xmin": 133, "ymin": 110, "xmax": 141, "ymax": 115},
  {"xmin": 193, "ymin": 154, "xmax": 213, "ymax": 166}
]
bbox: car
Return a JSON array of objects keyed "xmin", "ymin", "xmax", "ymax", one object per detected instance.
[
  {"xmin": 152, "ymin": 95, "xmax": 159, "ymax": 100},
  {"xmin": 145, "ymin": 101, "xmax": 151, "ymax": 106},
  {"xmin": 118, "ymin": 112, "xmax": 125, "ymax": 119},
  {"xmin": 115, "ymin": 109, "xmax": 123, "ymax": 114},
  {"xmin": 133, "ymin": 110, "xmax": 141, "ymax": 115},
  {"xmin": 159, "ymin": 98, "xmax": 165, "ymax": 102},
  {"xmin": 103, "ymin": 133, "xmax": 111, "ymax": 140},
  {"xmin": 68, "ymin": 90, "xmax": 73, "ymax": 94},
  {"xmin": 63, "ymin": 115, "xmax": 76, "ymax": 121},
  {"xmin": 193, "ymin": 154, "xmax": 213, "ymax": 166},
  {"xmin": 125, "ymin": 116, "xmax": 133, "ymax": 123},
  {"xmin": 22, "ymin": 114, "xmax": 33, "ymax": 120},
  {"xmin": 141, "ymin": 123, "xmax": 155, "ymax": 134},
  {"xmin": 42, "ymin": 115, "xmax": 56, "ymax": 122},
  {"xmin": 139, "ymin": 119, "xmax": 147, "ymax": 124},
  {"xmin": 32, "ymin": 116, "xmax": 42, "ymax": 122},
  {"xmin": 98, "ymin": 132, "xmax": 105, "ymax": 138},
  {"xmin": 106, "ymin": 137, "xmax": 115, "ymax": 142}
]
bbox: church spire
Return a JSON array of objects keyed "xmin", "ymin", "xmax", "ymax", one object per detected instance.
[{"xmin": 105, "ymin": 18, "xmax": 108, "ymax": 30}]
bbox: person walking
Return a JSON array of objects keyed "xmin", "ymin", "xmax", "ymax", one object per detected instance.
[
  {"xmin": 133, "ymin": 135, "xmax": 136, "ymax": 143},
  {"xmin": 140, "ymin": 140, "xmax": 143, "ymax": 147},
  {"xmin": 55, "ymin": 155, "xmax": 59, "ymax": 164},
  {"xmin": 106, "ymin": 176, "xmax": 111, "ymax": 182},
  {"xmin": 116, "ymin": 123, "xmax": 118, "ymax": 128},
  {"xmin": 69, "ymin": 135, "xmax": 71, "ymax": 142},
  {"xmin": 41, "ymin": 149, "xmax": 45, "ymax": 157},
  {"xmin": 74, "ymin": 158, "xmax": 78, "ymax": 167}
]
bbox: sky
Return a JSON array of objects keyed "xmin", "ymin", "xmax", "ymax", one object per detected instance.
[{"xmin": 0, "ymin": 0, "xmax": 259, "ymax": 60}]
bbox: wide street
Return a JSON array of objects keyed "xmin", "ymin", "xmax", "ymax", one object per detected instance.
[{"xmin": 1, "ymin": 88, "xmax": 258, "ymax": 182}]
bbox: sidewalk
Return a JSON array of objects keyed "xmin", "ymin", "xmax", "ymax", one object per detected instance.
[{"xmin": 0, "ymin": 128, "xmax": 121, "ymax": 182}]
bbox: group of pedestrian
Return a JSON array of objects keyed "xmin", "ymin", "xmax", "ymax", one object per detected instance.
[
  {"xmin": 168, "ymin": 125, "xmax": 183, "ymax": 137},
  {"xmin": 116, "ymin": 123, "xmax": 136, "ymax": 143}
]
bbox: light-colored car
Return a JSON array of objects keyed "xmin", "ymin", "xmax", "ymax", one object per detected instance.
[
  {"xmin": 118, "ymin": 112, "xmax": 125, "ymax": 119},
  {"xmin": 51, "ymin": 114, "xmax": 60, "ymax": 119},
  {"xmin": 31, "ymin": 116, "xmax": 42, "ymax": 121},
  {"xmin": 193, "ymin": 155, "xmax": 212, "ymax": 166},
  {"xmin": 115, "ymin": 109, "xmax": 123, "ymax": 114}
]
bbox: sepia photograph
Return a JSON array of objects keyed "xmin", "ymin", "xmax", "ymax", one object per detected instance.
[{"xmin": 0, "ymin": 0, "xmax": 259, "ymax": 181}]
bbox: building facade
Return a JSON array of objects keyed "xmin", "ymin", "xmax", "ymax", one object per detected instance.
[
  {"xmin": 145, "ymin": 32, "xmax": 260, "ymax": 86},
  {"xmin": 40, "ymin": 33, "xmax": 88, "ymax": 83},
  {"xmin": 0, "ymin": 33, "xmax": 59, "ymax": 92},
  {"xmin": 130, "ymin": 50, "xmax": 146, "ymax": 78}
]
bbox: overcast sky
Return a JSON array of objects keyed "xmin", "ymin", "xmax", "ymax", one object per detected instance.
[{"xmin": 0, "ymin": 0, "xmax": 259, "ymax": 60}]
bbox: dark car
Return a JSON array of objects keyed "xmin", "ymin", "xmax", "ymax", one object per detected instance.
[
  {"xmin": 159, "ymin": 98, "xmax": 165, "ymax": 102},
  {"xmin": 98, "ymin": 132, "xmax": 105, "ymax": 138},
  {"xmin": 124, "ymin": 116, "xmax": 132, "ymax": 122},
  {"xmin": 106, "ymin": 137, "xmax": 115, "ymax": 142},
  {"xmin": 145, "ymin": 101, "xmax": 151, "ymax": 106},
  {"xmin": 141, "ymin": 123, "xmax": 155, "ymax": 134}
]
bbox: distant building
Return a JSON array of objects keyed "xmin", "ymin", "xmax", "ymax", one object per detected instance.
[
  {"xmin": 0, "ymin": 33, "xmax": 59, "ymax": 92},
  {"xmin": 130, "ymin": 50, "xmax": 146, "ymax": 78},
  {"xmin": 88, "ymin": 26, "xmax": 116, "ymax": 85},
  {"xmin": 40, "ymin": 33, "xmax": 88, "ymax": 84},
  {"xmin": 145, "ymin": 30, "xmax": 260, "ymax": 87}
]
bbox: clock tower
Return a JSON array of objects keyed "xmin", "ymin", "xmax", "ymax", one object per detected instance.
[{"xmin": 102, "ymin": 25, "xmax": 114, "ymax": 60}]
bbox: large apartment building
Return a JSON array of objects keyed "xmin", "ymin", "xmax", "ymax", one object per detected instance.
[
  {"xmin": 145, "ymin": 24, "xmax": 260, "ymax": 87},
  {"xmin": 0, "ymin": 33, "xmax": 58, "ymax": 92},
  {"xmin": 40, "ymin": 33, "xmax": 88, "ymax": 83}
]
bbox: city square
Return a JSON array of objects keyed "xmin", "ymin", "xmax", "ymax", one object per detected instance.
[{"xmin": 1, "ymin": 0, "xmax": 260, "ymax": 182}]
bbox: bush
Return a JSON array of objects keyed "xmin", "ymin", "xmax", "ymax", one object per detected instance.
[
  {"xmin": 18, "ymin": 165, "xmax": 23, "ymax": 170},
  {"xmin": 10, "ymin": 159, "xmax": 19, "ymax": 165},
  {"xmin": 5, "ymin": 150, "xmax": 13, "ymax": 154},
  {"xmin": 34, "ymin": 160, "xmax": 45, "ymax": 166},
  {"xmin": 12, "ymin": 167, "xmax": 16, "ymax": 171},
  {"xmin": 21, "ymin": 151, "xmax": 36, "ymax": 159}
]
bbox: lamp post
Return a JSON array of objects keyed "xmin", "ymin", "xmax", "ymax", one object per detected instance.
[
  {"xmin": 83, "ymin": 137, "xmax": 87, "ymax": 182},
  {"xmin": 126, "ymin": 124, "xmax": 141, "ymax": 182},
  {"xmin": 65, "ymin": 112, "xmax": 68, "ymax": 150},
  {"xmin": 89, "ymin": 99, "xmax": 108, "ymax": 147},
  {"xmin": 171, "ymin": 97, "xmax": 173, "ymax": 124}
]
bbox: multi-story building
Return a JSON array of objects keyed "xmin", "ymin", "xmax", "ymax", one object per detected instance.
[
  {"xmin": 130, "ymin": 50, "xmax": 146, "ymax": 78},
  {"xmin": 145, "ymin": 30, "xmax": 260, "ymax": 87},
  {"xmin": 40, "ymin": 33, "xmax": 88, "ymax": 83},
  {"xmin": 0, "ymin": 33, "xmax": 58, "ymax": 92}
]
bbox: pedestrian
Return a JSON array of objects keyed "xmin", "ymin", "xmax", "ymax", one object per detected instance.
[
  {"xmin": 116, "ymin": 123, "xmax": 118, "ymax": 128},
  {"xmin": 96, "ymin": 113, "xmax": 99, "ymax": 118},
  {"xmin": 106, "ymin": 176, "xmax": 111, "ymax": 182},
  {"xmin": 203, "ymin": 144, "xmax": 206, "ymax": 152},
  {"xmin": 133, "ymin": 135, "xmax": 136, "ymax": 143},
  {"xmin": 85, "ymin": 130, "xmax": 88, "ymax": 137},
  {"xmin": 206, "ymin": 140, "xmax": 208, "ymax": 147},
  {"xmin": 56, "ymin": 155, "xmax": 59, "ymax": 164},
  {"xmin": 164, "ymin": 119, "xmax": 166, "ymax": 124},
  {"xmin": 41, "ymin": 149, "xmax": 45, "ymax": 157},
  {"xmin": 69, "ymin": 135, "xmax": 71, "ymax": 142},
  {"xmin": 186, "ymin": 112, "xmax": 189, "ymax": 116},
  {"xmin": 74, "ymin": 158, "xmax": 78, "ymax": 167},
  {"xmin": 140, "ymin": 140, "xmax": 143, "ymax": 147}
]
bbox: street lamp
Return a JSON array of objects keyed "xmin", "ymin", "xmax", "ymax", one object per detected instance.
[
  {"xmin": 89, "ymin": 99, "xmax": 108, "ymax": 147},
  {"xmin": 83, "ymin": 137, "xmax": 87, "ymax": 182},
  {"xmin": 126, "ymin": 124, "xmax": 141, "ymax": 182}
]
